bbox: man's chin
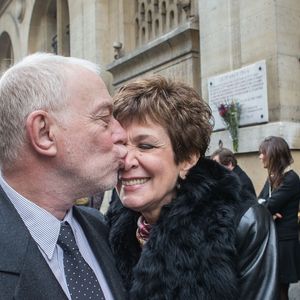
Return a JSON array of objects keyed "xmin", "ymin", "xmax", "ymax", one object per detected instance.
[{"xmin": 102, "ymin": 174, "xmax": 119, "ymax": 192}]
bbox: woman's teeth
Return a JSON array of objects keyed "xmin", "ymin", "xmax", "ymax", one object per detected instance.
[{"xmin": 122, "ymin": 178, "xmax": 148, "ymax": 186}]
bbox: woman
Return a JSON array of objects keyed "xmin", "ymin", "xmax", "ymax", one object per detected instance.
[
  {"xmin": 106, "ymin": 76, "xmax": 278, "ymax": 299},
  {"xmin": 258, "ymin": 136, "xmax": 300, "ymax": 300}
]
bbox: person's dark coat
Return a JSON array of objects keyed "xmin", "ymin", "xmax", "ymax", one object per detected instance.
[
  {"xmin": 107, "ymin": 158, "xmax": 278, "ymax": 300},
  {"xmin": 259, "ymin": 170, "xmax": 300, "ymax": 283},
  {"xmin": 0, "ymin": 186, "xmax": 127, "ymax": 300},
  {"xmin": 233, "ymin": 165, "xmax": 256, "ymax": 197},
  {"xmin": 259, "ymin": 170, "xmax": 300, "ymax": 241}
]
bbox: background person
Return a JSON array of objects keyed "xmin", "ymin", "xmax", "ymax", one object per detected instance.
[
  {"xmin": 258, "ymin": 136, "xmax": 300, "ymax": 300},
  {"xmin": 75, "ymin": 192, "xmax": 104, "ymax": 210},
  {"xmin": 0, "ymin": 53, "xmax": 127, "ymax": 299},
  {"xmin": 211, "ymin": 147, "xmax": 256, "ymax": 198},
  {"xmin": 106, "ymin": 75, "xmax": 278, "ymax": 300}
]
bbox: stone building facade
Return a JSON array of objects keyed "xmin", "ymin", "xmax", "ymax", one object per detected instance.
[{"xmin": 0, "ymin": 0, "xmax": 300, "ymax": 192}]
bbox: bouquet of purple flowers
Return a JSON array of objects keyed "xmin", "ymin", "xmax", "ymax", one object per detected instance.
[{"xmin": 218, "ymin": 100, "xmax": 241, "ymax": 152}]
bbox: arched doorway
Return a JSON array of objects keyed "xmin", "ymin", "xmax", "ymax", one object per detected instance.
[
  {"xmin": 0, "ymin": 31, "xmax": 14, "ymax": 72},
  {"xmin": 28, "ymin": 0, "xmax": 70, "ymax": 56}
]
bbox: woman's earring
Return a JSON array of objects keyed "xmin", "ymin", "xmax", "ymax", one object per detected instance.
[
  {"xmin": 179, "ymin": 171, "xmax": 186, "ymax": 180},
  {"xmin": 176, "ymin": 172, "xmax": 186, "ymax": 190}
]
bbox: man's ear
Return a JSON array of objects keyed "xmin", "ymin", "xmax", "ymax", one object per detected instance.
[
  {"xmin": 179, "ymin": 153, "xmax": 200, "ymax": 179},
  {"xmin": 25, "ymin": 110, "xmax": 57, "ymax": 156}
]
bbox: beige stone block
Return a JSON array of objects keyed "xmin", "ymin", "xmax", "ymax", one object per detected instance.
[
  {"xmin": 276, "ymin": 5, "xmax": 300, "ymax": 56},
  {"xmin": 152, "ymin": 54, "xmax": 200, "ymax": 91},
  {"xmin": 200, "ymin": 31, "xmax": 232, "ymax": 76},
  {"xmin": 240, "ymin": 11, "xmax": 275, "ymax": 55},
  {"xmin": 277, "ymin": 0, "xmax": 300, "ymax": 11},
  {"xmin": 199, "ymin": 1, "xmax": 230, "ymax": 33},
  {"xmin": 239, "ymin": 0, "xmax": 274, "ymax": 19},
  {"xmin": 277, "ymin": 55, "xmax": 300, "ymax": 121}
]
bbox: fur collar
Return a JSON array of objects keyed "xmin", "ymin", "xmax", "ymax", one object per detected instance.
[{"xmin": 107, "ymin": 158, "xmax": 243, "ymax": 299}]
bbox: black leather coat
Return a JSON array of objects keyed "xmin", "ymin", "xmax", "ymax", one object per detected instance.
[{"xmin": 107, "ymin": 159, "xmax": 278, "ymax": 300}]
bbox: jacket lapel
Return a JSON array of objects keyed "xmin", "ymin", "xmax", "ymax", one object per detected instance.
[
  {"xmin": 0, "ymin": 187, "xmax": 67, "ymax": 300},
  {"xmin": 14, "ymin": 238, "xmax": 68, "ymax": 300}
]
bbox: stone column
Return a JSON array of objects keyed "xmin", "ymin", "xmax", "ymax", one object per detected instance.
[{"xmin": 56, "ymin": 0, "xmax": 70, "ymax": 56}]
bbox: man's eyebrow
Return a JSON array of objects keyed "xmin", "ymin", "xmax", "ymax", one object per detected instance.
[{"xmin": 92, "ymin": 103, "xmax": 113, "ymax": 115}]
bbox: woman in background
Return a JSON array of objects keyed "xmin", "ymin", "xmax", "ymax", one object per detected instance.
[
  {"xmin": 107, "ymin": 76, "xmax": 278, "ymax": 300},
  {"xmin": 258, "ymin": 136, "xmax": 300, "ymax": 300}
]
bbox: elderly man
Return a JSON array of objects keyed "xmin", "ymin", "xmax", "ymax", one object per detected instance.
[{"xmin": 0, "ymin": 53, "xmax": 127, "ymax": 299}]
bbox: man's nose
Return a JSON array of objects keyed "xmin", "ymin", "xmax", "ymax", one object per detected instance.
[
  {"xmin": 112, "ymin": 118, "xmax": 127, "ymax": 143},
  {"xmin": 112, "ymin": 118, "xmax": 127, "ymax": 158}
]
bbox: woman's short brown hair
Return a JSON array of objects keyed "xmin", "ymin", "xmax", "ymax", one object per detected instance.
[{"xmin": 113, "ymin": 75, "xmax": 213, "ymax": 164}]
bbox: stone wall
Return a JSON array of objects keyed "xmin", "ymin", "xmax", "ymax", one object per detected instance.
[
  {"xmin": 0, "ymin": 0, "xmax": 299, "ymax": 191},
  {"xmin": 197, "ymin": 0, "xmax": 300, "ymax": 186}
]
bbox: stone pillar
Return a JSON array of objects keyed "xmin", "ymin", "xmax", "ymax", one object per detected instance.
[
  {"xmin": 69, "ymin": 0, "xmax": 115, "ymax": 93},
  {"xmin": 56, "ymin": 0, "xmax": 70, "ymax": 56},
  {"xmin": 56, "ymin": 0, "xmax": 63, "ymax": 55}
]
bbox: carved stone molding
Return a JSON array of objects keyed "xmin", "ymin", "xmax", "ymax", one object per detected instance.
[
  {"xmin": 135, "ymin": 0, "xmax": 192, "ymax": 46},
  {"xmin": 0, "ymin": 0, "xmax": 12, "ymax": 17},
  {"xmin": 209, "ymin": 121, "xmax": 300, "ymax": 154},
  {"xmin": 15, "ymin": 0, "xmax": 26, "ymax": 23},
  {"xmin": 0, "ymin": 0, "xmax": 26, "ymax": 23},
  {"xmin": 107, "ymin": 20, "xmax": 199, "ymax": 89}
]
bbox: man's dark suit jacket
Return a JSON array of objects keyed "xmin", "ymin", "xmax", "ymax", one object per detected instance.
[
  {"xmin": 233, "ymin": 165, "xmax": 257, "ymax": 198},
  {"xmin": 0, "ymin": 186, "xmax": 127, "ymax": 300}
]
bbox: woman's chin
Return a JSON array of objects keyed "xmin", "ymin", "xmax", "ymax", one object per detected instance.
[{"xmin": 120, "ymin": 196, "xmax": 143, "ymax": 212}]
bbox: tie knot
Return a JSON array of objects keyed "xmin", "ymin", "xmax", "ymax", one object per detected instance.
[{"xmin": 57, "ymin": 222, "xmax": 79, "ymax": 253}]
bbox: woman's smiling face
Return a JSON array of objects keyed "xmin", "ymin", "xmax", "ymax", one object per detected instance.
[{"xmin": 117, "ymin": 119, "xmax": 187, "ymax": 224}]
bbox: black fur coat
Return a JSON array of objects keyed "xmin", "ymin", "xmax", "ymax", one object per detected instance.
[{"xmin": 106, "ymin": 158, "xmax": 278, "ymax": 300}]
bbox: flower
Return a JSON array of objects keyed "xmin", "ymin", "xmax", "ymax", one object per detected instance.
[
  {"xmin": 218, "ymin": 104, "xmax": 227, "ymax": 118},
  {"xmin": 217, "ymin": 100, "xmax": 241, "ymax": 152}
]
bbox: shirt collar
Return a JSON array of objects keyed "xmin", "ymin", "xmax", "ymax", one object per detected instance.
[{"xmin": 0, "ymin": 173, "xmax": 73, "ymax": 259}]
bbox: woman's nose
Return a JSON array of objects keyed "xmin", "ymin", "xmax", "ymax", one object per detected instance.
[{"xmin": 123, "ymin": 146, "xmax": 139, "ymax": 171}]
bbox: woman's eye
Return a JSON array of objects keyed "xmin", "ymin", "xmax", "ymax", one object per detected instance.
[{"xmin": 138, "ymin": 144, "xmax": 155, "ymax": 150}]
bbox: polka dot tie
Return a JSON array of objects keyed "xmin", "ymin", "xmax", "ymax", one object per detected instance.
[{"xmin": 57, "ymin": 222, "xmax": 105, "ymax": 300}]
